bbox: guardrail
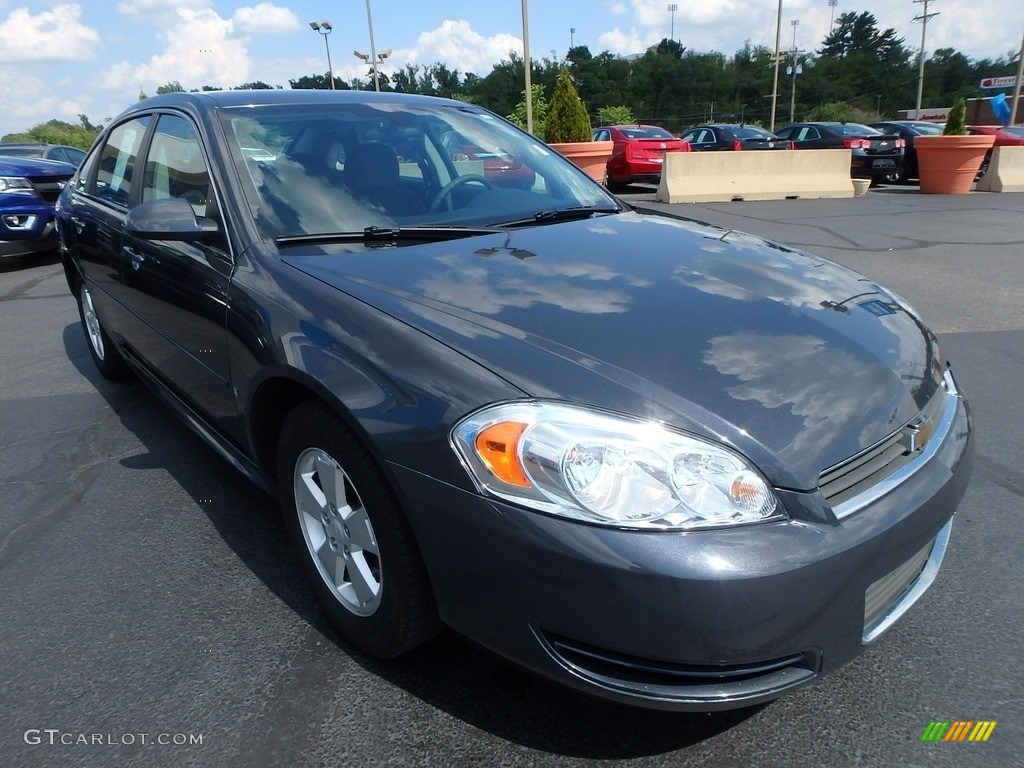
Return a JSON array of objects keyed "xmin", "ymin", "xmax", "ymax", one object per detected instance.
[
  {"xmin": 656, "ymin": 149, "xmax": 855, "ymax": 203},
  {"xmin": 975, "ymin": 146, "xmax": 1024, "ymax": 193}
]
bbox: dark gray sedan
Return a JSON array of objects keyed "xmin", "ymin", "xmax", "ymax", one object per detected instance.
[{"xmin": 55, "ymin": 91, "xmax": 972, "ymax": 711}]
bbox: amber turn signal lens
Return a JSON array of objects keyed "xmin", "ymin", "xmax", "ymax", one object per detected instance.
[{"xmin": 474, "ymin": 422, "xmax": 530, "ymax": 487}]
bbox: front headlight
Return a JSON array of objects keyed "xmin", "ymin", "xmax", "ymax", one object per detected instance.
[
  {"xmin": 451, "ymin": 402, "xmax": 781, "ymax": 530},
  {"xmin": 0, "ymin": 176, "xmax": 35, "ymax": 194}
]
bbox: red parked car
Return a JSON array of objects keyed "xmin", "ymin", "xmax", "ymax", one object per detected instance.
[
  {"xmin": 968, "ymin": 124, "xmax": 1024, "ymax": 177},
  {"xmin": 439, "ymin": 130, "xmax": 537, "ymax": 190},
  {"xmin": 592, "ymin": 124, "xmax": 690, "ymax": 192}
]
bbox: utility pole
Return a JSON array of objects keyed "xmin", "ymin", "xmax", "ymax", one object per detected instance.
[
  {"xmin": 770, "ymin": 0, "xmax": 783, "ymax": 131},
  {"xmin": 913, "ymin": 0, "xmax": 939, "ymax": 116},
  {"xmin": 1012, "ymin": 30, "xmax": 1024, "ymax": 124},
  {"xmin": 788, "ymin": 20, "xmax": 804, "ymax": 124}
]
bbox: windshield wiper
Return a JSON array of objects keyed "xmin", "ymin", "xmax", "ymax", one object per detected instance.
[
  {"xmin": 489, "ymin": 205, "xmax": 622, "ymax": 229},
  {"xmin": 276, "ymin": 225, "xmax": 503, "ymax": 247}
]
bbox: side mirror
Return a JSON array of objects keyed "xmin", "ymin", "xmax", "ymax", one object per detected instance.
[{"xmin": 125, "ymin": 197, "xmax": 218, "ymax": 241}]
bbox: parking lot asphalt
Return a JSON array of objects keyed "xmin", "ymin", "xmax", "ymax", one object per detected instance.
[{"xmin": 1, "ymin": 189, "xmax": 1022, "ymax": 768}]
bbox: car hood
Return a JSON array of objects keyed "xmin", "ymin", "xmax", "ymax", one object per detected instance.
[
  {"xmin": 0, "ymin": 155, "xmax": 75, "ymax": 176},
  {"xmin": 282, "ymin": 210, "xmax": 943, "ymax": 488}
]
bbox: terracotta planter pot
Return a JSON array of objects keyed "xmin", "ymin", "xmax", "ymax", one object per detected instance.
[
  {"xmin": 915, "ymin": 134, "xmax": 996, "ymax": 194},
  {"xmin": 548, "ymin": 140, "xmax": 614, "ymax": 182}
]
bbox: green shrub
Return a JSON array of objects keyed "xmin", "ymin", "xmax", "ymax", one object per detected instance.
[
  {"xmin": 507, "ymin": 84, "xmax": 548, "ymax": 138},
  {"xmin": 597, "ymin": 105, "xmax": 635, "ymax": 126},
  {"xmin": 544, "ymin": 68, "xmax": 592, "ymax": 143},
  {"xmin": 943, "ymin": 98, "xmax": 966, "ymax": 135}
]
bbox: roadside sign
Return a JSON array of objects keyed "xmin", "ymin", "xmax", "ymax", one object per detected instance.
[{"xmin": 980, "ymin": 76, "xmax": 1019, "ymax": 89}]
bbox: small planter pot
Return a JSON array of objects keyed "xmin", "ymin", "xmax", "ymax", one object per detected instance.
[
  {"xmin": 914, "ymin": 134, "xmax": 996, "ymax": 194},
  {"xmin": 548, "ymin": 140, "xmax": 614, "ymax": 182}
]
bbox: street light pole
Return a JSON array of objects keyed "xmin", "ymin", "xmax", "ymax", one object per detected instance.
[
  {"xmin": 770, "ymin": 0, "xmax": 782, "ymax": 131},
  {"xmin": 309, "ymin": 21, "xmax": 335, "ymax": 89},
  {"xmin": 522, "ymin": 0, "xmax": 533, "ymax": 135},
  {"xmin": 667, "ymin": 4, "xmax": 678, "ymax": 42},
  {"xmin": 364, "ymin": 0, "xmax": 382, "ymax": 91}
]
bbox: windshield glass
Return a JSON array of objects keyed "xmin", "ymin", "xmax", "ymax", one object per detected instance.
[{"xmin": 220, "ymin": 100, "xmax": 617, "ymax": 239}]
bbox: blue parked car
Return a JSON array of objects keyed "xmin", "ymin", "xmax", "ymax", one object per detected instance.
[{"xmin": 0, "ymin": 155, "xmax": 75, "ymax": 259}]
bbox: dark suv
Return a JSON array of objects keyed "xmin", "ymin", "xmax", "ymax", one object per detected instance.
[{"xmin": 0, "ymin": 156, "xmax": 75, "ymax": 259}]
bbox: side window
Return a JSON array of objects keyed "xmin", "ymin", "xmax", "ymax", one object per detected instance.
[
  {"xmin": 95, "ymin": 116, "xmax": 150, "ymax": 209},
  {"xmin": 804, "ymin": 127, "xmax": 820, "ymax": 141},
  {"xmin": 594, "ymin": 129, "xmax": 610, "ymax": 142},
  {"xmin": 143, "ymin": 114, "xmax": 212, "ymax": 217}
]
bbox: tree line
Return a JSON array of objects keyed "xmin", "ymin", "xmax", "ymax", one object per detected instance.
[{"xmin": 4, "ymin": 12, "xmax": 1019, "ymax": 147}]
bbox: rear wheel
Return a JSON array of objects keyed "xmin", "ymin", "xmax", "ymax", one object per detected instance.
[
  {"xmin": 76, "ymin": 280, "xmax": 129, "ymax": 379},
  {"xmin": 276, "ymin": 402, "xmax": 440, "ymax": 657},
  {"xmin": 603, "ymin": 171, "xmax": 627, "ymax": 194}
]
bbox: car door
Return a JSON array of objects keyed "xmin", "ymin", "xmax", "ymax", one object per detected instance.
[
  {"xmin": 119, "ymin": 112, "xmax": 238, "ymax": 429},
  {"xmin": 65, "ymin": 115, "xmax": 152, "ymax": 345}
]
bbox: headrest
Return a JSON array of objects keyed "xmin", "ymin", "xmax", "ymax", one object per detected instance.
[{"xmin": 344, "ymin": 142, "xmax": 399, "ymax": 191}]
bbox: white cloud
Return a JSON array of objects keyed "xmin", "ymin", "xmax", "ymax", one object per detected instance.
[
  {"xmin": 0, "ymin": 4, "xmax": 99, "ymax": 62},
  {"xmin": 404, "ymin": 19, "xmax": 524, "ymax": 75},
  {"xmin": 0, "ymin": 67, "xmax": 85, "ymax": 133},
  {"xmin": 598, "ymin": 27, "xmax": 650, "ymax": 56},
  {"xmin": 233, "ymin": 3, "xmax": 300, "ymax": 35},
  {"xmin": 102, "ymin": 8, "xmax": 251, "ymax": 93},
  {"xmin": 116, "ymin": 0, "xmax": 206, "ymax": 18}
]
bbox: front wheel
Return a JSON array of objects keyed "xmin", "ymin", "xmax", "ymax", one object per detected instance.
[
  {"xmin": 76, "ymin": 280, "xmax": 129, "ymax": 379},
  {"xmin": 276, "ymin": 402, "xmax": 440, "ymax": 657}
]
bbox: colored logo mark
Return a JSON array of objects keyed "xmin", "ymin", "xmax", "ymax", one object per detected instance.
[{"xmin": 921, "ymin": 720, "xmax": 997, "ymax": 742}]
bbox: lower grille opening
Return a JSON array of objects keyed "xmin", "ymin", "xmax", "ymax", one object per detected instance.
[{"xmin": 535, "ymin": 629, "xmax": 820, "ymax": 706}]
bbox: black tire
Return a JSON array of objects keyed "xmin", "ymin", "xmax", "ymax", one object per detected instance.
[
  {"xmin": 604, "ymin": 172, "xmax": 628, "ymax": 194},
  {"xmin": 76, "ymin": 279, "xmax": 129, "ymax": 379},
  {"xmin": 276, "ymin": 401, "xmax": 440, "ymax": 657}
]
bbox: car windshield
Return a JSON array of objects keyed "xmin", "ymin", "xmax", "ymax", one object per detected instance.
[
  {"xmin": 910, "ymin": 123, "xmax": 943, "ymax": 135},
  {"xmin": 836, "ymin": 123, "xmax": 881, "ymax": 136},
  {"xmin": 1003, "ymin": 127, "xmax": 1024, "ymax": 138},
  {"xmin": 220, "ymin": 101, "xmax": 617, "ymax": 240},
  {"xmin": 619, "ymin": 126, "xmax": 674, "ymax": 139}
]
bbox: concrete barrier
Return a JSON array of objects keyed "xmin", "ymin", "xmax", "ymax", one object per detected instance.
[
  {"xmin": 656, "ymin": 149, "xmax": 855, "ymax": 203},
  {"xmin": 975, "ymin": 146, "xmax": 1024, "ymax": 193}
]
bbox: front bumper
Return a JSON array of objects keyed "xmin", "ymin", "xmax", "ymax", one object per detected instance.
[
  {"xmin": 0, "ymin": 201, "xmax": 59, "ymax": 258},
  {"xmin": 393, "ymin": 385, "xmax": 972, "ymax": 711}
]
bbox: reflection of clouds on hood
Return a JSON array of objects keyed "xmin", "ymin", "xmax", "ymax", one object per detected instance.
[
  {"xmin": 673, "ymin": 250, "xmax": 873, "ymax": 311},
  {"xmin": 705, "ymin": 331, "xmax": 896, "ymax": 457},
  {"xmin": 422, "ymin": 253, "xmax": 635, "ymax": 315},
  {"xmin": 419, "ymin": 273, "xmax": 631, "ymax": 315}
]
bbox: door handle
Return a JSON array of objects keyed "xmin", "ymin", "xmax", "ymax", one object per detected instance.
[
  {"xmin": 70, "ymin": 216, "xmax": 85, "ymax": 234},
  {"xmin": 124, "ymin": 246, "xmax": 145, "ymax": 270}
]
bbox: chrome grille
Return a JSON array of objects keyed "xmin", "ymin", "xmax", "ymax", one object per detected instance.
[
  {"xmin": 864, "ymin": 540, "xmax": 932, "ymax": 631},
  {"xmin": 819, "ymin": 385, "xmax": 948, "ymax": 511},
  {"xmin": 28, "ymin": 177, "xmax": 71, "ymax": 203}
]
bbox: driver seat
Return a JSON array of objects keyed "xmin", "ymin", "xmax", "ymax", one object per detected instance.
[{"xmin": 343, "ymin": 142, "xmax": 424, "ymax": 217}]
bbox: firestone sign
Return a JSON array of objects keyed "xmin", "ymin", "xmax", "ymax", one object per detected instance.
[{"xmin": 979, "ymin": 76, "xmax": 1019, "ymax": 89}]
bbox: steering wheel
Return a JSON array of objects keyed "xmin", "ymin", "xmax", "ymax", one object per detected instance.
[{"xmin": 429, "ymin": 174, "xmax": 493, "ymax": 212}]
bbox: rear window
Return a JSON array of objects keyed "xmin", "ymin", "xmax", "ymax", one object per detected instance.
[
  {"xmin": 729, "ymin": 126, "xmax": 775, "ymax": 139},
  {"xmin": 619, "ymin": 127, "xmax": 674, "ymax": 139},
  {"xmin": 837, "ymin": 124, "xmax": 881, "ymax": 136}
]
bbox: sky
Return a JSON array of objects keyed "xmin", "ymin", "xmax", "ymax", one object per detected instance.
[{"xmin": 1, "ymin": 0, "xmax": 1021, "ymax": 137}]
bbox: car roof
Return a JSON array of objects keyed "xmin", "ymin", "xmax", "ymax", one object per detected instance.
[{"xmin": 124, "ymin": 89, "xmax": 469, "ymax": 114}]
